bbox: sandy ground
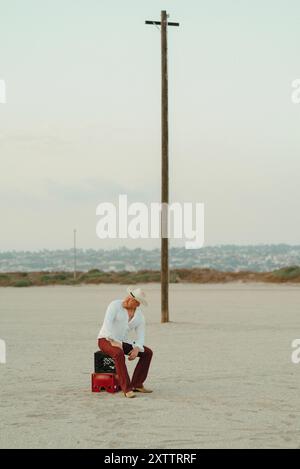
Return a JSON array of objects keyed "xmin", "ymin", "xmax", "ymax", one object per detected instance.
[{"xmin": 0, "ymin": 282, "xmax": 300, "ymax": 449}]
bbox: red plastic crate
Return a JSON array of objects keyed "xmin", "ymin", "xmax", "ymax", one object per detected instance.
[{"xmin": 91, "ymin": 373, "xmax": 120, "ymax": 393}]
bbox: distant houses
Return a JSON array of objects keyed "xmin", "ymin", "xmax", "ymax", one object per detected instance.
[{"xmin": 0, "ymin": 245, "xmax": 300, "ymax": 273}]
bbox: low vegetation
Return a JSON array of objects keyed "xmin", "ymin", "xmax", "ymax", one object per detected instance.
[{"xmin": 0, "ymin": 266, "xmax": 300, "ymax": 287}]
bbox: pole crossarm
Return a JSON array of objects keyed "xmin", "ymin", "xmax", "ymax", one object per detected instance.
[{"xmin": 145, "ymin": 20, "xmax": 180, "ymax": 27}]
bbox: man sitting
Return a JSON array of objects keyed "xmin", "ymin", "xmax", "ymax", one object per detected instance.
[{"xmin": 97, "ymin": 287, "xmax": 153, "ymax": 398}]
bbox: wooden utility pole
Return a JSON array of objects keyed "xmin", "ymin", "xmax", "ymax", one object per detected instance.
[
  {"xmin": 73, "ymin": 229, "xmax": 77, "ymax": 281},
  {"xmin": 146, "ymin": 11, "xmax": 179, "ymax": 323}
]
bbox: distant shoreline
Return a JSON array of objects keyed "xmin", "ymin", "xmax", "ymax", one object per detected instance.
[{"xmin": 1, "ymin": 266, "xmax": 300, "ymax": 287}]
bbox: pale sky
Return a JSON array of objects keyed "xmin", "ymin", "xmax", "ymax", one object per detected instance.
[{"xmin": 1, "ymin": 0, "xmax": 300, "ymax": 250}]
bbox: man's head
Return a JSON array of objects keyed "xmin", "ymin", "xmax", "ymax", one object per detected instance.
[{"xmin": 122, "ymin": 295, "xmax": 140, "ymax": 309}]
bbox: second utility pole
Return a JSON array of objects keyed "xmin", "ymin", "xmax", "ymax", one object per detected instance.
[
  {"xmin": 146, "ymin": 11, "xmax": 179, "ymax": 323},
  {"xmin": 73, "ymin": 229, "xmax": 77, "ymax": 281}
]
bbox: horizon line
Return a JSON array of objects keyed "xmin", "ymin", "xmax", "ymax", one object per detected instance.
[{"xmin": 1, "ymin": 243, "xmax": 300, "ymax": 254}]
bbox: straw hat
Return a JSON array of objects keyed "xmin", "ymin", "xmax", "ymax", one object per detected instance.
[{"xmin": 126, "ymin": 286, "xmax": 148, "ymax": 306}]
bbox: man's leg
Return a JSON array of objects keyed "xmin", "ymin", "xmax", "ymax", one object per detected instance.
[
  {"xmin": 123, "ymin": 343, "xmax": 153, "ymax": 389},
  {"xmin": 98, "ymin": 338, "xmax": 132, "ymax": 394}
]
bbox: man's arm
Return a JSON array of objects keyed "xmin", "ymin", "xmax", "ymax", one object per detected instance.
[
  {"xmin": 101, "ymin": 302, "xmax": 122, "ymax": 346},
  {"xmin": 132, "ymin": 316, "xmax": 145, "ymax": 353}
]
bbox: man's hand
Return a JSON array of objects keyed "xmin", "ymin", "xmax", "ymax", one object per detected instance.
[{"xmin": 128, "ymin": 347, "xmax": 139, "ymax": 361}]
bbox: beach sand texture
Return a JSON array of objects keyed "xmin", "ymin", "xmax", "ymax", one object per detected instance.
[{"xmin": 1, "ymin": 283, "xmax": 300, "ymax": 449}]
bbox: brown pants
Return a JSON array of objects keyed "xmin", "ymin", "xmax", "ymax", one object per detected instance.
[{"xmin": 98, "ymin": 338, "xmax": 153, "ymax": 394}]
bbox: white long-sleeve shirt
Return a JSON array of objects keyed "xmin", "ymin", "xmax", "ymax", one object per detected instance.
[{"xmin": 97, "ymin": 299, "xmax": 145, "ymax": 352}]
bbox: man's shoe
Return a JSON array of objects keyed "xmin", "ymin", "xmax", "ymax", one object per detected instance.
[
  {"xmin": 124, "ymin": 391, "xmax": 136, "ymax": 398},
  {"xmin": 133, "ymin": 386, "xmax": 153, "ymax": 393}
]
